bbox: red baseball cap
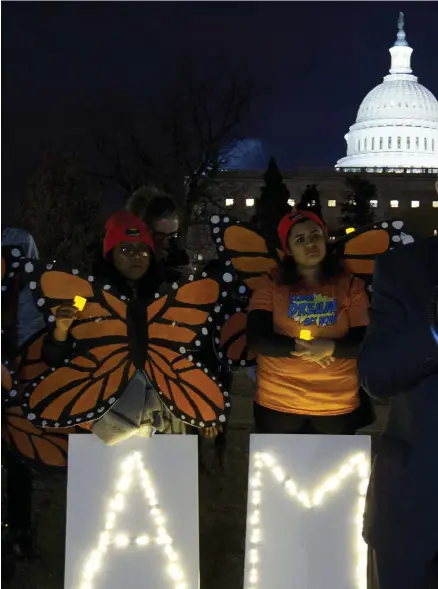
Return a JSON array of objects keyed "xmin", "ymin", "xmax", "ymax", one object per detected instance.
[
  {"xmin": 277, "ymin": 210, "xmax": 327, "ymax": 252},
  {"xmin": 103, "ymin": 211, "xmax": 155, "ymax": 258}
]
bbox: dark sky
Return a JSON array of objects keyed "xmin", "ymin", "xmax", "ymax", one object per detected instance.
[{"xmin": 2, "ymin": 2, "xmax": 438, "ymax": 198}]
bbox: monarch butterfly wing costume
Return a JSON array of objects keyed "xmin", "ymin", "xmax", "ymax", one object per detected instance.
[
  {"xmin": 19, "ymin": 259, "xmax": 135, "ymax": 428},
  {"xmin": 143, "ymin": 268, "xmax": 236, "ymax": 428},
  {"xmin": 1, "ymin": 328, "xmax": 88, "ymax": 470},
  {"xmin": 334, "ymin": 219, "xmax": 415, "ymax": 288},
  {"xmin": 20, "ymin": 258, "xmax": 235, "ymax": 430},
  {"xmin": 209, "ymin": 214, "xmax": 281, "ymax": 367}
]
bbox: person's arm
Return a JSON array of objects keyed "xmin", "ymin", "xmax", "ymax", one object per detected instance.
[
  {"xmin": 358, "ymin": 254, "xmax": 438, "ymax": 398},
  {"xmin": 332, "ymin": 326, "xmax": 367, "ymax": 359},
  {"xmin": 42, "ymin": 332, "xmax": 73, "ymax": 368},
  {"xmin": 42, "ymin": 305, "xmax": 78, "ymax": 368},
  {"xmin": 247, "ymin": 274, "xmax": 296, "ymax": 358},
  {"xmin": 332, "ymin": 276, "xmax": 369, "ymax": 359}
]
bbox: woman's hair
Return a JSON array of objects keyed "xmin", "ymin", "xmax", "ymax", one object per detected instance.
[
  {"xmin": 277, "ymin": 220, "xmax": 345, "ymax": 286},
  {"xmin": 93, "ymin": 251, "xmax": 162, "ymax": 300},
  {"xmin": 126, "ymin": 185, "xmax": 177, "ymax": 226}
]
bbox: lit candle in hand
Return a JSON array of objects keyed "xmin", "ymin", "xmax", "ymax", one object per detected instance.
[{"xmin": 299, "ymin": 329, "xmax": 313, "ymax": 341}]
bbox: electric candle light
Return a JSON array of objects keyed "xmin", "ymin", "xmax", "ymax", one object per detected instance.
[
  {"xmin": 76, "ymin": 451, "xmax": 187, "ymax": 589},
  {"xmin": 245, "ymin": 450, "xmax": 371, "ymax": 589},
  {"xmin": 299, "ymin": 329, "xmax": 313, "ymax": 341}
]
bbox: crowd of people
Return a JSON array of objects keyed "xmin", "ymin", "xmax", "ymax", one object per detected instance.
[{"xmin": 1, "ymin": 180, "xmax": 437, "ymax": 589}]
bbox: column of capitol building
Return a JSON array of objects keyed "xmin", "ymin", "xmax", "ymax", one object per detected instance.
[{"xmin": 216, "ymin": 13, "xmax": 438, "ymax": 238}]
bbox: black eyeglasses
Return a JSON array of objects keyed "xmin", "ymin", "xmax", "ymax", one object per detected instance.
[{"xmin": 119, "ymin": 245, "xmax": 150, "ymax": 258}]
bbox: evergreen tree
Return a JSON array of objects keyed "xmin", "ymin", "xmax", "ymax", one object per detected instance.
[
  {"xmin": 252, "ymin": 157, "xmax": 291, "ymax": 249},
  {"xmin": 297, "ymin": 184, "xmax": 323, "ymax": 220},
  {"xmin": 340, "ymin": 176, "xmax": 376, "ymax": 229}
]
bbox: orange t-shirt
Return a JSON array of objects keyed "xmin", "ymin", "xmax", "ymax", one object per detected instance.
[{"xmin": 248, "ymin": 272, "xmax": 369, "ymax": 416}]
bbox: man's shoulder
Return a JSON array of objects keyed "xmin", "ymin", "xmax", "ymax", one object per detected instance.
[{"xmin": 377, "ymin": 237, "xmax": 438, "ymax": 273}]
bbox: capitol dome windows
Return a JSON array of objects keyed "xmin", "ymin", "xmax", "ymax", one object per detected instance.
[
  {"xmin": 370, "ymin": 200, "xmax": 378, "ymax": 208},
  {"xmin": 379, "ymin": 137, "xmax": 383, "ymax": 149},
  {"xmin": 416, "ymin": 137, "xmax": 419, "ymax": 149},
  {"xmin": 411, "ymin": 200, "xmax": 420, "ymax": 208},
  {"xmin": 407, "ymin": 137, "xmax": 411, "ymax": 149},
  {"xmin": 390, "ymin": 200, "xmax": 399, "ymax": 208},
  {"xmin": 397, "ymin": 137, "xmax": 401, "ymax": 149},
  {"xmin": 432, "ymin": 201, "xmax": 438, "ymax": 208},
  {"xmin": 371, "ymin": 138, "xmax": 375, "ymax": 150},
  {"xmin": 424, "ymin": 138, "xmax": 428, "ymax": 150},
  {"xmin": 364, "ymin": 138, "xmax": 368, "ymax": 150},
  {"xmin": 388, "ymin": 137, "xmax": 392, "ymax": 149}
]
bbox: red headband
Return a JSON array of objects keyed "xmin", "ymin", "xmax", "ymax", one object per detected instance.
[
  {"xmin": 277, "ymin": 210, "xmax": 327, "ymax": 252},
  {"xmin": 103, "ymin": 211, "xmax": 155, "ymax": 258}
]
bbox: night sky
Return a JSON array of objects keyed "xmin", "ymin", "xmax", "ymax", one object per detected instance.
[{"xmin": 3, "ymin": 2, "xmax": 438, "ymax": 201}]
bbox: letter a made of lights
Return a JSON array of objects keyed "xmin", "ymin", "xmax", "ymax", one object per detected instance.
[
  {"xmin": 78, "ymin": 451, "xmax": 187, "ymax": 589},
  {"xmin": 245, "ymin": 451, "xmax": 370, "ymax": 589}
]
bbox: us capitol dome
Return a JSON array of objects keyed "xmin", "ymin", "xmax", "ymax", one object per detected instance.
[{"xmin": 335, "ymin": 13, "xmax": 438, "ymax": 174}]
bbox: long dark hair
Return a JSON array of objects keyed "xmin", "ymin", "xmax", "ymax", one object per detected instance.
[{"xmin": 92, "ymin": 251, "xmax": 162, "ymax": 300}]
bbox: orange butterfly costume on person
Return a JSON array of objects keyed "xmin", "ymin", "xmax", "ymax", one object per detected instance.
[
  {"xmin": 208, "ymin": 213, "xmax": 415, "ymax": 368},
  {"xmin": 1, "ymin": 247, "xmax": 86, "ymax": 469},
  {"xmin": 6, "ymin": 246, "xmax": 234, "ymax": 432}
]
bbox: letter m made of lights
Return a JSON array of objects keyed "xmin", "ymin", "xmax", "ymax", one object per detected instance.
[
  {"xmin": 77, "ymin": 452, "xmax": 187, "ymax": 589},
  {"xmin": 245, "ymin": 451, "xmax": 370, "ymax": 589}
]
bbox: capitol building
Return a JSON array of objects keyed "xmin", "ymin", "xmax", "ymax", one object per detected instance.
[
  {"xmin": 220, "ymin": 14, "xmax": 438, "ymax": 237},
  {"xmin": 336, "ymin": 13, "xmax": 438, "ymax": 173}
]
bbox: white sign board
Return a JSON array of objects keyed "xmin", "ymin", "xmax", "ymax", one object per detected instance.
[
  {"xmin": 65, "ymin": 435, "xmax": 199, "ymax": 589},
  {"xmin": 244, "ymin": 434, "xmax": 371, "ymax": 589}
]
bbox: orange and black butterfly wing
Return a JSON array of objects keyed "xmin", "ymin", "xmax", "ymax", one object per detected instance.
[
  {"xmin": 2, "ymin": 332, "xmax": 88, "ymax": 469},
  {"xmin": 333, "ymin": 219, "xmax": 415, "ymax": 286},
  {"xmin": 19, "ymin": 260, "xmax": 135, "ymax": 428},
  {"xmin": 209, "ymin": 214, "xmax": 281, "ymax": 292},
  {"xmin": 213, "ymin": 308, "xmax": 257, "ymax": 368},
  {"xmin": 144, "ymin": 271, "xmax": 235, "ymax": 427},
  {"xmin": 2, "ymin": 405, "xmax": 87, "ymax": 469}
]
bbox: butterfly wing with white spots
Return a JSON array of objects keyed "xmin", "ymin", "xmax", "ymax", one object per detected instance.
[
  {"xmin": 19, "ymin": 260, "xmax": 135, "ymax": 427},
  {"xmin": 209, "ymin": 214, "xmax": 281, "ymax": 291},
  {"xmin": 333, "ymin": 219, "xmax": 415, "ymax": 287},
  {"xmin": 209, "ymin": 215, "xmax": 281, "ymax": 367},
  {"xmin": 143, "ymin": 271, "xmax": 235, "ymax": 427}
]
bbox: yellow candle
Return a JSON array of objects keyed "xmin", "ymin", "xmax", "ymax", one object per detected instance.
[
  {"xmin": 73, "ymin": 295, "xmax": 87, "ymax": 311},
  {"xmin": 299, "ymin": 329, "xmax": 313, "ymax": 341}
]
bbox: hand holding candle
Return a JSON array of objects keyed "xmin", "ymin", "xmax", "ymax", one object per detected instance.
[{"xmin": 292, "ymin": 335, "xmax": 335, "ymax": 369}]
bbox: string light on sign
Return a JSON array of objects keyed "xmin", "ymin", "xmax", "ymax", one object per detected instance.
[
  {"xmin": 78, "ymin": 451, "xmax": 187, "ymax": 589},
  {"xmin": 245, "ymin": 451, "xmax": 370, "ymax": 589}
]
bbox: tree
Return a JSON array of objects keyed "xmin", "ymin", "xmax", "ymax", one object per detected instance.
[
  {"xmin": 252, "ymin": 157, "xmax": 291, "ymax": 249},
  {"xmin": 340, "ymin": 176, "xmax": 376, "ymax": 228},
  {"xmin": 297, "ymin": 184, "xmax": 323, "ymax": 220},
  {"xmin": 84, "ymin": 59, "xmax": 254, "ymax": 239},
  {"xmin": 15, "ymin": 152, "xmax": 102, "ymax": 269}
]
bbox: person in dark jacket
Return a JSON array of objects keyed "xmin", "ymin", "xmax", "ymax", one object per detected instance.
[
  {"xmin": 1, "ymin": 229, "xmax": 44, "ymax": 576},
  {"xmin": 358, "ymin": 236, "xmax": 438, "ymax": 589},
  {"xmin": 42, "ymin": 211, "xmax": 188, "ymax": 442}
]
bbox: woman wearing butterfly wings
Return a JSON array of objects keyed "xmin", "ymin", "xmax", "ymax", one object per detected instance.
[
  {"xmin": 210, "ymin": 212, "xmax": 414, "ymax": 367},
  {"xmin": 210, "ymin": 212, "xmax": 415, "ymax": 435},
  {"xmin": 20, "ymin": 211, "xmax": 232, "ymax": 443}
]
